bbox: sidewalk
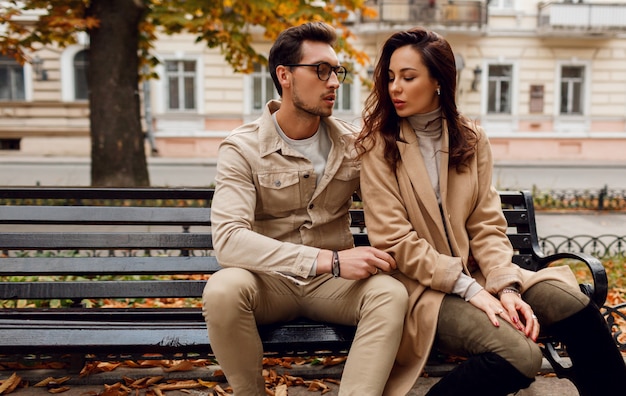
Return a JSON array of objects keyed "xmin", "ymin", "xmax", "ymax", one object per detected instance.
[
  {"xmin": 535, "ymin": 211, "xmax": 626, "ymax": 239},
  {"xmin": 3, "ymin": 358, "xmax": 581, "ymax": 396}
]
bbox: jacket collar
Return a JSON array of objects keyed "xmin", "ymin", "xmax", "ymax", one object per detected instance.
[
  {"xmin": 257, "ymin": 99, "xmax": 349, "ymax": 160},
  {"xmin": 258, "ymin": 100, "xmax": 294, "ymax": 158}
]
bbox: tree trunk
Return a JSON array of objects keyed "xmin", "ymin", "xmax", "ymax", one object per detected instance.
[{"xmin": 88, "ymin": 0, "xmax": 150, "ymax": 187}]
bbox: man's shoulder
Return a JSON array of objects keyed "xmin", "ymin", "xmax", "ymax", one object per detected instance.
[
  {"xmin": 224, "ymin": 119, "xmax": 262, "ymax": 142},
  {"xmin": 326, "ymin": 116, "xmax": 360, "ymax": 136},
  {"xmin": 232, "ymin": 119, "xmax": 261, "ymax": 134}
]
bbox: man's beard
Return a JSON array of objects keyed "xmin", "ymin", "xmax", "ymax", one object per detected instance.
[{"xmin": 292, "ymin": 82, "xmax": 333, "ymax": 118}]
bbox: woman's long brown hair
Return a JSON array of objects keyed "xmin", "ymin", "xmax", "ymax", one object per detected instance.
[{"xmin": 356, "ymin": 27, "xmax": 478, "ymax": 171}]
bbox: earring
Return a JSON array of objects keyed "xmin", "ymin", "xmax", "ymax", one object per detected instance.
[{"xmin": 436, "ymin": 87, "xmax": 441, "ymax": 96}]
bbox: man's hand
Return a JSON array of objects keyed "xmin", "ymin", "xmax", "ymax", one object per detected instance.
[{"xmin": 317, "ymin": 246, "xmax": 396, "ymax": 280}]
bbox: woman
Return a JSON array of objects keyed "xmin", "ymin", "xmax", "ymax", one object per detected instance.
[{"xmin": 356, "ymin": 27, "xmax": 625, "ymax": 396}]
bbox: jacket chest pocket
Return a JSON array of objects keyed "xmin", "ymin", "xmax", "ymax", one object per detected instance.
[{"xmin": 257, "ymin": 172, "xmax": 303, "ymax": 214}]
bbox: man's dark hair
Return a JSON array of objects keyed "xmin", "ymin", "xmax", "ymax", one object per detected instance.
[{"xmin": 268, "ymin": 22, "xmax": 337, "ymax": 96}]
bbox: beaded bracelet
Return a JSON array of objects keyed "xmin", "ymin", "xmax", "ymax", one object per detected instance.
[{"xmin": 499, "ymin": 287, "xmax": 521, "ymax": 298}]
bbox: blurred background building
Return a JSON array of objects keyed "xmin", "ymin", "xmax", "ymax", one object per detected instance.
[{"xmin": 1, "ymin": 0, "xmax": 625, "ymax": 163}]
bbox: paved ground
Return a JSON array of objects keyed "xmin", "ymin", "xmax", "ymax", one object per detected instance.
[
  {"xmin": 2, "ymin": 360, "xmax": 582, "ymax": 396},
  {"xmin": 535, "ymin": 211, "xmax": 626, "ymax": 239}
]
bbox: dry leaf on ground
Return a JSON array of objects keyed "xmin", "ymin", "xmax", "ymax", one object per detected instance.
[
  {"xmin": 48, "ymin": 386, "xmax": 71, "ymax": 394},
  {"xmin": 162, "ymin": 361, "xmax": 195, "ymax": 372},
  {"xmin": 0, "ymin": 373, "xmax": 21, "ymax": 395}
]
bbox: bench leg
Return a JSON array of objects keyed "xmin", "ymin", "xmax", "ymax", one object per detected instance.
[
  {"xmin": 68, "ymin": 354, "xmax": 86, "ymax": 374},
  {"xmin": 546, "ymin": 303, "xmax": 626, "ymax": 395}
]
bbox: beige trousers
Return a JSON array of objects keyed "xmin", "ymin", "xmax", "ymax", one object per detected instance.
[
  {"xmin": 202, "ymin": 268, "xmax": 408, "ymax": 396},
  {"xmin": 436, "ymin": 280, "xmax": 590, "ymax": 378}
]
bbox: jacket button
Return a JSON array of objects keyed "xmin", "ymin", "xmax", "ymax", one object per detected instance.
[
  {"xmin": 308, "ymin": 204, "xmax": 314, "ymax": 209},
  {"xmin": 303, "ymin": 174, "xmax": 310, "ymax": 178},
  {"xmin": 274, "ymin": 181, "xmax": 281, "ymax": 187}
]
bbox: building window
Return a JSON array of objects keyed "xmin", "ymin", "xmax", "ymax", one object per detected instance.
[
  {"xmin": 560, "ymin": 66, "xmax": 584, "ymax": 115},
  {"xmin": 252, "ymin": 63, "xmax": 277, "ymax": 111},
  {"xmin": 0, "ymin": 55, "xmax": 25, "ymax": 101},
  {"xmin": 166, "ymin": 60, "xmax": 196, "ymax": 111},
  {"xmin": 73, "ymin": 50, "xmax": 89, "ymax": 100},
  {"xmin": 489, "ymin": 0, "xmax": 515, "ymax": 10},
  {"xmin": 334, "ymin": 81, "xmax": 352, "ymax": 112},
  {"xmin": 487, "ymin": 64, "xmax": 512, "ymax": 114},
  {"xmin": 0, "ymin": 138, "xmax": 20, "ymax": 150}
]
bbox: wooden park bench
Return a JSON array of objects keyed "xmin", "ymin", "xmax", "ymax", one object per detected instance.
[{"xmin": 0, "ymin": 187, "xmax": 609, "ymax": 383}]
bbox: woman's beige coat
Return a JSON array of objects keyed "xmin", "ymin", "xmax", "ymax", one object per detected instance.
[{"xmin": 360, "ymin": 120, "xmax": 579, "ymax": 395}]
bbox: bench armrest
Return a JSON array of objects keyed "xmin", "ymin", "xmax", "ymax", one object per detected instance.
[{"xmin": 536, "ymin": 252, "xmax": 608, "ymax": 308}]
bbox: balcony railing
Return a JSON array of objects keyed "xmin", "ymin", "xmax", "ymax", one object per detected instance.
[
  {"xmin": 538, "ymin": 1, "xmax": 626, "ymax": 33},
  {"xmin": 362, "ymin": 0, "xmax": 486, "ymax": 28}
]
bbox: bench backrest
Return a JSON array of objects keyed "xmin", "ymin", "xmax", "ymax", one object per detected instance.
[{"xmin": 0, "ymin": 188, "xmax": 539, "ymax": 304}]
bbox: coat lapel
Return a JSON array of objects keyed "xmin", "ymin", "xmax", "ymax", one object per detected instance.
[
  {"xmin": 397, "ymin": 120, "xmax": 443, "ymax": 231},
  {"xmin": 438, "ymin": 119, "xmax": 450, "ymax": 205},
  {"xmin": 437, "ymin": 121, "xmax": 460, "ymax": 257}
]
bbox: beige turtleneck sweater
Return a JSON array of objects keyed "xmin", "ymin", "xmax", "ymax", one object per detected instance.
[{"xmin": 407, "ymin": 107, "xmax": 443, "ymax": 203}]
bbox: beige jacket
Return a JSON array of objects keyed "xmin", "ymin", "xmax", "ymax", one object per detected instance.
[
  {"xmin": 360, "ymin": 119, "xmax": 578, "ymax": 395},
  {"xmin": 211, "ymin": 100, "xmax": 361, "ymax": 278}
]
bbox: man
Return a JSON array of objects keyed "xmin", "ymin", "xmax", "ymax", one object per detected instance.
[{"xmin": 202, "ymin": 22, "xmax": 408, "ymax": 395}]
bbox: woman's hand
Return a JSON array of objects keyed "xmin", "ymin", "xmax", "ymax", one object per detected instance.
[
  {"xmin": 468, "ymin": 289, "xmax": 539, "ymax": 341},
  {"xmin": 500, "ymin": 292, "xmax": 540, "ymax": 342}
]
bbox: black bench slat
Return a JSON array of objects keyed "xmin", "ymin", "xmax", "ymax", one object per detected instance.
[
  {"xmin": 349, "ymin": 209, "xmax": 366, "ymax": 229},
  {"xmin": 498, "ymin": 190, "xmax": 526, "ymax": 206},
  {"xmin": 0, "ymin": 256, "xmax": 220, "ymax": 275},
  {"xmin": 0, "ymin": 308, "xmax": 204, "ymax": 322},
  {"xmin": 502, "ymin": 208, "xmax": 530, "ymax": 226},
  {"xmin": 0, "ymin": 317, "xmax": 353, "ymax": 356},
  {"xmin": 0, "ymin": 325, "xmax": 211, "ymax": 354},
  {"xmin": 1, "ymin": 232, "xmax": 211, "ymax": 250},
  {"xmin": 507, "ymin": 233, "xmax": 533, "ymax": 250},
  {"xmin": 2, "ymin": 329, "xmax": 352, "ymax": 356},
  {"xmin": 0, "ymin": 206, "xmax": 211, "ymax": 225},
  {"xmin": 352, "ymin": 233, "xmax": 370, "ymax": 246},
  {"xmin": 0, "ymin": 187, "xmax": 215, "ymax": 201},
  {"xmin": 0, "ymin": 280, "xmax": 207, "ymax": 300}
]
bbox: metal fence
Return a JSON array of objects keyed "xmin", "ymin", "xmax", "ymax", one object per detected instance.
[{"xmin": 539, "ymin": 234, "xmax": 626, "ymax": 258}]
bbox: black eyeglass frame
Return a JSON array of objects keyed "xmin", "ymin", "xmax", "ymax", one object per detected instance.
[{"xmin": 283, "ymin": 62, "xmax": 348, "ymax": 83}]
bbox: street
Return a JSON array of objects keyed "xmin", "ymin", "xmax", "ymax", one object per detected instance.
[
  {"xmin": 1, "ymin": 156, "xmax": 625, "ymax": 191},
  {"xmin": 0, "ymin": 157, "xmax": 218, "ymax": 188},
  {"xmin": 493, "ymin": 161, "xmax": 626, "ymax": 191}
]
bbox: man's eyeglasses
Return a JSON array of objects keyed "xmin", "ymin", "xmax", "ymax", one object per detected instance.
[{"xmin": 283, "ymin": 62, "xmax": 348, "ymax": 83}]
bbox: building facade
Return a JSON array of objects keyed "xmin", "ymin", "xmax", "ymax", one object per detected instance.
[{"xmin": 1, "ymin": 0, "xmax": 626, "ymax": 162}]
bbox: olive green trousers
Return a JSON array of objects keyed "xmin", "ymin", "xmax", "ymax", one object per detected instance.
[{"xmin": 435, "ymin": 280, "xmax": 590, "ymax": 378}]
